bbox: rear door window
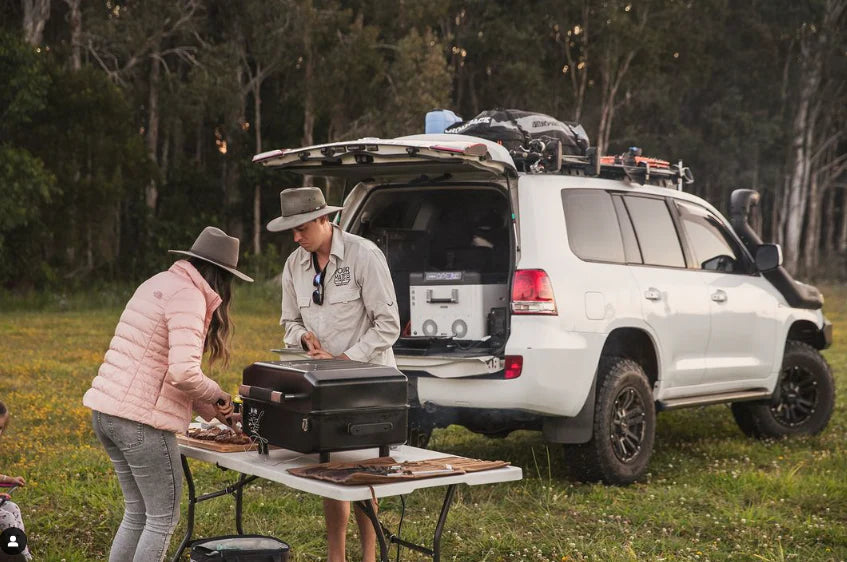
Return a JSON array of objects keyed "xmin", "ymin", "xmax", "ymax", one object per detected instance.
[
  {"xmin": 561, "ymin": 189, "xmax": 625, "ymax": 264},
  {"xmin": 623, "ymin": 195, "xmax": 686, "ymax": 268}
]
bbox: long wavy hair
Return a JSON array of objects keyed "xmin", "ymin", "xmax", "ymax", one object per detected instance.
[{"xmin": 188, "ymin": 257, "xmax": 234, "ymax": 368}]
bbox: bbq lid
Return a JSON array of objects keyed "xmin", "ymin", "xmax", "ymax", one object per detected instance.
[{"xmin": 248, "ymin": 360, "xmax": 406, "ymax": 384}]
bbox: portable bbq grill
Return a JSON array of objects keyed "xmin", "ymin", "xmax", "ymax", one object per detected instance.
[{"xmin": 239, "ymin": 359, "xmax": 408, "ymax": 462}]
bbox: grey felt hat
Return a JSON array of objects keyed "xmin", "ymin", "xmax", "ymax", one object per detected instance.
[
  {"xmin": 266, "ymin": 187, "xmax": 342, "ymax": 232},
  {"xmin": 169, "ymin": 226, "xmax": 254, "ymax": 282}
]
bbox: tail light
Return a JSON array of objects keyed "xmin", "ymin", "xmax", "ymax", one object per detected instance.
[
  {"xmin": 504, "ymin": 356, "xmax": 523, "ymax": 379},
  {"xmin": 511, "ymin": 269, "xmax": 558, "ymax": 315}
]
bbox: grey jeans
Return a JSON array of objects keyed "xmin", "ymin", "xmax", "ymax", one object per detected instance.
[{"xmin": 92, "ymin": 411, "xmax": 181, "ymax": 562}]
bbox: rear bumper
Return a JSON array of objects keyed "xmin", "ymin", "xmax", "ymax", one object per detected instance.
[{"xmin": 401, "ymin": 323, "xmax": 606, "ymax": 417}]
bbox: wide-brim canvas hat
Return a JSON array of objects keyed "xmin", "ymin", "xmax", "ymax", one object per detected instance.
[
  {"xmin": 169, "ymin": 226, "xmax": 254, "ymax": 282},
  {"xmin": 267, "ymin": 187, "xmax": 342, "ymax": 232}
]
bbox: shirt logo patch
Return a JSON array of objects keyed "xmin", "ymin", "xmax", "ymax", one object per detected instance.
[{"xmin": 333, "ymin": 266, "xmax": 351, "ymax": 286}]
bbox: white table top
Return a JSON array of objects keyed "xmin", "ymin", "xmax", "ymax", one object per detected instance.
[{"xmin": 178, "ymin": 443, "xmax": 523, "ymax": 502}]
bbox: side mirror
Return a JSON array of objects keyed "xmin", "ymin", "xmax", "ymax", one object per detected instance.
[{"xmin": 755, "ymin": 244, "xmax": 783, "ymax": 272}]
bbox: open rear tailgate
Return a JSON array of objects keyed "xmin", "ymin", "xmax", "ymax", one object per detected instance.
[{"xmin": 253, "ymin": 137, "xmax": 516, "ymax": 179}]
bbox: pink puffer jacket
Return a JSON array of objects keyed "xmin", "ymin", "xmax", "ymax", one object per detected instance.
[{"xmin": 83, "ymin": 260, "xmax": 226, "ymax": 433}]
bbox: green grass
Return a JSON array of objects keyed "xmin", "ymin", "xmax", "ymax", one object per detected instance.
[{"xmin": 1, "ymin": 284, "xmax": 846, "ymax": 561}]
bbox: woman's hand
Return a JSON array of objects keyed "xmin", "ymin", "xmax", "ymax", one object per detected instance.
[
  {"xmin": 2, "ymin": 475, "xmax": 24, "ymax": 487},
  {"xmin": 214, "ymin": 394, "xmax": 234, "ymax": 427}
]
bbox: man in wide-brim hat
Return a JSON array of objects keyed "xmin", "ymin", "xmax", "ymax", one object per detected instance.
[{"xmin": 269, "ymin": 186, "xmax": 400, "ymax": 562}]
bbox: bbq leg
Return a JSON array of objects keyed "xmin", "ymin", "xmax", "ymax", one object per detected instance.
[
  {"xmin": 354, "ymin": 499, "xmax": 389, "ymax": 562},
  {"xmin": 172, "ymin": 455, "xmax": 195, "ymax": 561},
  {"xmin": 235, "ymin": 473, "xmax": 247, "ymax": 534},
  {"xmin": 432, "ymin": 485, "xmax": 457, "ymax": 562}
]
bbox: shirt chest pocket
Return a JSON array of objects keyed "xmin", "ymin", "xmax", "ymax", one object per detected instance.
[
  {"xmin": 328, "ymin": 287, "xmax": 362, "ymax": 305},
  {"xmin": 325, "ymin": 287, "xmax": 365, "ymax": 329}
]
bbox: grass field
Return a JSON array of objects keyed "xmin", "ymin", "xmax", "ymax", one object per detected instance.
[{"xmin": 0, "ymin": 283, "xmax": 845, "ymax": 561}]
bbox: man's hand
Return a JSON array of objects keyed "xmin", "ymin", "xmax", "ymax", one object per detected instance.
[
  {"xmin": 301, "ymin": 332, "xmax": 323, "ymax": 352},
  {"xmin": 307, "ymin": 350, "xmax": 350, "ymax": 360},
  {"xmin": 307, "ymin": 349, "xmax": 333, "ymax": 360}
]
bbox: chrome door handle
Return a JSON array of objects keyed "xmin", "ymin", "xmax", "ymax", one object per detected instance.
[
  {"xmin": 711, "ymin": 290, "xmax": 727, "ymax": 303},
  {"xmin": 644, "ymin": 288, "xmax": 661, "ymax": 301}
]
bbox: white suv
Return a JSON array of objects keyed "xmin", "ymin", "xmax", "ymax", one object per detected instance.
[{"xmin": 255, "ymin": 134, "xmax": 834, "ymax": 484}]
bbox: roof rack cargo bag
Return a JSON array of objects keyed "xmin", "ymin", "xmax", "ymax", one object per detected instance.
[{"xmin": 444, "ymin": 109, "xmax": 589, "ymax": 156}]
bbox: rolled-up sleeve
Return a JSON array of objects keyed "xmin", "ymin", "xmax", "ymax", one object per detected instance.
[
  {"xmin": 343, "ymin": 248, "xmax": 400, "ymax": 362},
  {"xmin": 281, "ymin": 258, "xmax": 308, "ymax": 349},
  {"xmin": 165, "ymin": 288, "xmax": 223, "ymax": 402}
]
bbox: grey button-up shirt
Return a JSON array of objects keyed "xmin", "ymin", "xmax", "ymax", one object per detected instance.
[{"xmin": 280, "ymin": 225, "xmax": 400, "ymax": 366}]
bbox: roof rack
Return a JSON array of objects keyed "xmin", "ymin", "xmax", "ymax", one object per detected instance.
[
  {"xmin": 513, "ymin": 142, "xmax": 694, "ymax": 190},
  {"xmin": 567, "ymin": 147, "xmax": 694, "ymax": 190}
]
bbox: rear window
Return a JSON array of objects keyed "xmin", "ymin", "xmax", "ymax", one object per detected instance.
[
  {"xmin": 561, "ymin": 189, "xmax": 625, "ymax": 263},
  {"xmin": 623, "ymin": 196, "xmax": 686, "ymax": 268}
]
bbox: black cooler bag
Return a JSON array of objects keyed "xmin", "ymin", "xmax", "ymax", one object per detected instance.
[
  {"xmin": 444, "ymin": 108, "xmax": 590, "ymax": 155},
  {"xmin": 240, "ymin": 359, "xmax": 408, "ymax": 460},
  {"xmin": 190, "ymin": 535, "xmax": 289, "ymax": 562}
]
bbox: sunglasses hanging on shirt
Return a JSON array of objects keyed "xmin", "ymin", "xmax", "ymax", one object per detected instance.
[{"xmin": 312, "ymin": 253, "xmax": 326, "ymax": 305}]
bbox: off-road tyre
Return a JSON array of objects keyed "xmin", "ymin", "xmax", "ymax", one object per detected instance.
[
  {"xmin": 565, "ymin": 357, "xmax": 656, "ymax": 485},
  {"xmin": 732, "ymin": 340, "xmax": 834, "ymax": 439}
]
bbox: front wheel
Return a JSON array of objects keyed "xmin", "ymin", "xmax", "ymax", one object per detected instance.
[
  {"xmin": 565, "ymin": 357, "xmax": 656, "ymax": 485},
  {"xmin": 732, "ymin": 340, "xmax": 834, "ymax": 439}
]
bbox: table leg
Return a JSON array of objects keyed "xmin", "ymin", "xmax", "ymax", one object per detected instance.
[
  {"xmin": 432, "ymin": 484, "xmax": 457, "ymax": 562},
  {"xmin": 235, "ymin": 473, "xmax": 247, "ymax": 534},
  {"xmin": 172, "ymin": 455, "xmax": 195, "ymax": 562},
  {"xmin": 354, "ymin": 499, "xmax": 390, "ymax": 562}
]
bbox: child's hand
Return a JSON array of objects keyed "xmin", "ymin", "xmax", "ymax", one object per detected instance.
[{"xmin": 0, "ymin": 493, "xmax": 10, "ymax": 501}]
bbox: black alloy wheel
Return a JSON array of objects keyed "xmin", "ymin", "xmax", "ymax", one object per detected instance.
[
  {"xmin": 731, "ymin": 340, "xmax": 834, "ymax": 439},
  {"xmin": 770, "ymin": 364, "xmax": 818, "ymax": 428},
  {"xmin": 565, "ymin": 357, "xmax": 656, "ymax": 485},
  {"xmin": 610, "ymin": 386, "xmax": 647, "ymax": 463}
]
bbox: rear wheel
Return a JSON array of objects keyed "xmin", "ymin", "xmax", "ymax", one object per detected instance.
[
  {"xmin": 566, "ymin": 357, "xmax": 656, "ymax": 485},
  {"xmin": 732, "ymin": 340, "xmax": 834, "ymax": 438}
]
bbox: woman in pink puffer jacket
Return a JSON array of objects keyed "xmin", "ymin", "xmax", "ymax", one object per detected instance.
[{"xmin": 83, "ymin": 227, "xmax": 252, "ymax": 562}]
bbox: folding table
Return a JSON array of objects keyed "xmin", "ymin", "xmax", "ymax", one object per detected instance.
[{"xmin": 173, "ymin": 443, "xmax": 522, "ymax": 562}]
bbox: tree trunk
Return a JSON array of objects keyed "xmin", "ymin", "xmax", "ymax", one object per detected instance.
[
  {"xmin": 783, "ymin": 84, "xmax": 818, "ymax": 273},
  {"xmin": 160, "ymin": 131, "xmax": 170, "ymax": 183},
  {"xmin": 301, "ymin": 2, "xmax": 316, "ymax": 188},
  {"xmin": 822, "ymin": 186, "xmax": 835, "ymax": 254},
  {"xmin": 145, "ymin": 47, "xmax": 162, "ymax": 212},
  {"xmin": 22, "ymin": 0, "xmax": 51, "ymax": 46},
  {"xmin": 839, "ymin": 189, "xmax": 847, "ymax": 252},
  {"xmin": 802, "ymin": 171, "xmax": 821, "ymax": 276},
  {"xmin": 561, "ymin": 1, "xmax": 589, "ymax": 123},
  {"xmin": 253, "ymin": 75, "xmax": 263, "ymax": 255},
  {"xmin": 226, "ymin": 68, "xmax": 247, "ymax": 242},
  {"xmin": 596, "ymin": 47, "xmax": 636, "ymax": 156},
  {"xmin": 64, "ymin": 0, "xmax": 82, "ymax": 70}
]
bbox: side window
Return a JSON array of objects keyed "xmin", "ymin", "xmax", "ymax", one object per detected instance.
[
  {"xmin": 623, "ymin": 196, "xmax": 686, "ymax": 268},
  {"xmin": 676, "ymin": 200, "xmax": 746, "ymax": 273},
  {"xmin": 612, "ymin": 195, "xmax": 643, "ymax": 264},
  {"xmin": 561, "ymin": 189, "xmax": 625, "ymax": 264}
]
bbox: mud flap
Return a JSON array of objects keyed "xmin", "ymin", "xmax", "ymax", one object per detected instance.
[{"xmin": 542, "ymin": 376, "xmax": 596, "ymax": 444}]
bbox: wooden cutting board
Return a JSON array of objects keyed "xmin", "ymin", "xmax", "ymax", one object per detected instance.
[{"xmin": 177, "ymin": 433, "xmax": 260, "ymax": 453}]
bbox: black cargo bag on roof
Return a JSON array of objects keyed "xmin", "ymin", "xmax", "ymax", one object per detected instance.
[
  {"xmin": 444, "ymin": 109, "xmax": 589, "ymax": 155},
  {"xmin": 190, "ymin": 535, "xmax": 290, "ymax": 562}
]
